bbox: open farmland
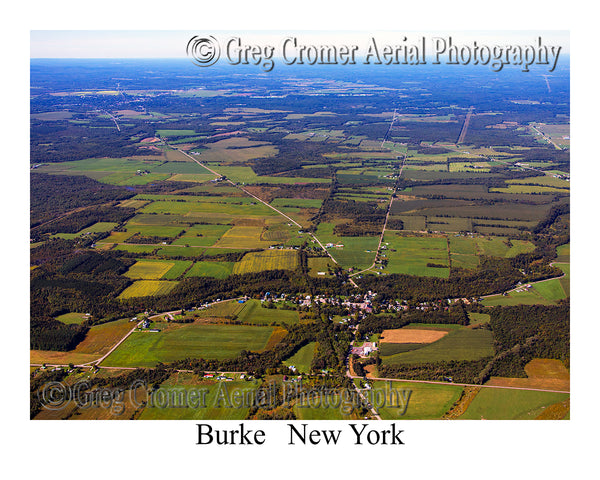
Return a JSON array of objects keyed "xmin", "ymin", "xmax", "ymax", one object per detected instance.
[
  {"xmin": 184, "ymin": 261, "xmax": 234, "ymax": 279},
  {"xmin": 118, "ymin": 280, "xmax": 179, "ymax": 299},
  {"xmin": 283, "ymin": 342, "xmax": 317, "ymax": 374},
  {"xmin": 124, "ymin": 260, "xmax": 176, "ymax": 279},
  {"xmin": 459, "ymin": 388, "xmax": 570, "ymax": 420},
  {"xmin": 235, "ymin": 299, "xmax": 300, "ymax": 325},
  {"xmin": 30, "ymin": 54, "xmax": 570, "ymax": 423},
  {"xmin": 380, "ymin": 328, "xmax": 448, "ymax": 344},
  {"xmin": 101, "ymin": 323, "xmax": 275, "ymax": 367},
  {"xmin": 374, "ymin": 380, "xmax": 464, "ymax": 420},
  {"xmin": 139, "ymin": 377, "xmax": 257, "ymax": 420},
  {"xmin": 233, "ymin": 249, "xmax": 298, "ymax": 274},
  {"xmin": 381, "ymin": 327, "xmax": 494, "ymax": 364},
  {"xmin": 382, "ymin": 233, "xmax": 449, "ymax": 278},
  {"xmin": 31, "ymin": 318, "xmax": 133, "ymax": 365}
]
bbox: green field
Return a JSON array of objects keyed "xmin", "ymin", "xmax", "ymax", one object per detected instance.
[
  {"xmin": 459, "ymin": 387, "xmax": 570, "ymax": 419},
  {"xmin": 56, "ymin": 312, "xmax": 90, "ymax": 325},
  {"xmin": 162, "ymin": 260, "xmax": 193, "ymax": 279},
  {"xmin": 468, "ymin": 312, "xmax": 491, "ymax": 325},
  {"xmin": 308, "ymin": 257, "xmax": 336, "ymax": 276},
  {"xmin": 283, "ymin": 342, "xmax": 316, "ymax": 374},
  {"xmin": 235, "ymin": 299, "xmax": 300, "ymax": 325},
  {"xmin": 382, "ymin": 327, "xmax": 494, "ymax": 364},
  {"xmin": 556, "ymin": 243, "xmax": 570, "ymax": 262},
  {"xmin": 314, "ymin": 223, "xmax": 379, "ymax": 270},
  {"xmin": 139, "ymin": 378, "xmax": 258, "ymax": 420},
  {"xmin": 375, "ymin": 380, "xmax": 464, "ymax": 420},
  {"xmin": 382, "ymin": 233, "xmax": 450, "ymax": 278},
  {"xmin": 172, "ymin": 224, "xmax": 232, "ymax": 247},
  {"xmin": 185, "ymin": 261, "xmax": 234, "ymax": 279},
  {"xmin": 233, "ymin": 249, "xmax": 298, "ymax": 274},
  {"xmin": 101, "ymin": 323, "xmax": 275, "ymax": 367},
  {"xmin": 156, "ymin": 129, "xmax": 196, "ymax": 137},
  {"xmin": 215, "ymin": 226, "xmax": 273, "ymax": 249},
  {"xmin": 118, "ymin": 280, "xmax": 179, "ymax": 299},
  {"xmin": 449, "ymin": 236, "xmax": 536, "ymax": 258}
]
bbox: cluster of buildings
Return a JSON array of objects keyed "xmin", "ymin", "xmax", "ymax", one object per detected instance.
[{"xmin": 350, "ymin": 342, "xmax": 378, "ymax": 358}]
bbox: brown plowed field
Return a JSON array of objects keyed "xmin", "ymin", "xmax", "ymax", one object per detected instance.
[{"xmin": 380, "ymin": 328, "xmax": 448, "ymax": 344}]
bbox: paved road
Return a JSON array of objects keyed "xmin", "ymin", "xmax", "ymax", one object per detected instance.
[
  {"xmin": 457, "ymin": 107, "xmax": 474, "ymax": 144},
  {"xmin": 350, "ymin": 154, "xmax": 407, "ymax": 277},
  {"xmin": 168, "ymin": 142, "xmax": 345, "ymax": 270}
]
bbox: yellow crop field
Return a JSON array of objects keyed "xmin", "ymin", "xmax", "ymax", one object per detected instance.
[
  {"xmin": 215, "ymin": 226, "xmax": 272, "ymax": 248},
  {"xmin": 118, "ymin": 280, "xmax": 178, "ymax": 299},
  {"xmin": 233, "ymin": 249, "xmax": 298, "ymax": 274},
  {"xmin": 125, "ymin": 260, "xmax": 175, "ymax": 279}
]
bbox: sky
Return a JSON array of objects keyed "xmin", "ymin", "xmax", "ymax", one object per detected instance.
[{"xmin": 30, "ymin": 30, "xmax": 569, "ymax": 58}]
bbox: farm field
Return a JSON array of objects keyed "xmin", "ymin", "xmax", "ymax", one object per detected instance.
[
  {"xmin": 139, "ymin": 378, "xmax": 257, "ymax": 420},
  {"xmin": 486, "ymin": 358, "xmax": 570, "ymax": 391},
  {"xmin": 56, "ymin": 312, "xmax": 90, "ymax": 325},
  {"xmin": 233, "ymin": 249, "xmax": 298, "ymax": 274},
  {"xmin": 283, "ymin": 342, "xmax": 317, "ymax": 374},
  {"xmin": 374, "ymin": 381, "xmax": 464, "ymax": 420},
  {"xmin": 124, "ymin": 260, "xmax": 177, "ymax": 279},
  {"xmin": 101, "ymin": 323, "xmax": 276, "ymax": 367},
  {"xmin": 31, "ymin": 318, "xmax": 133, "ymax": 365},
  {"xmin": 314, "ymin": 224, "xmax": 379, "ymax": 270},
  {"xmin": 381, "ymin": 327, "xmax": 494, "ymax": 364},
  {"xmin": 184, "ymin": 261, "xmax": 234, "ymax": 279},
  {"xmin": 235, "ymin": 299, "xmax": 300, "ymax": 325},
  {"xmin": 215, "ymin": 226, "xmax": 273, "ymax": 249},
  {"xmin": 118, "ymin": 280, "xmax": 179, "ymax": 299},
  {"xmin": 381, "ymin": 233, "xmax": 449, "ymax": 278},
  {"xmin": 459, "ymin": 387, "xmax": 570, "ymax": 420},
  {"xmin": 307, "ymin": 257, "xmax": 336, "ymax": 276}
]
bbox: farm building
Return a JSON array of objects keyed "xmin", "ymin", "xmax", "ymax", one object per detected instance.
[{"xmin": 351, "ymin": 342, "xmax": 378, "ymax": 357}]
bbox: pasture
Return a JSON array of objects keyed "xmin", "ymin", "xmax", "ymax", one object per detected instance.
[{"xmin": 101, "ymin": 323, "xmax": 275, "ymax": 367}]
